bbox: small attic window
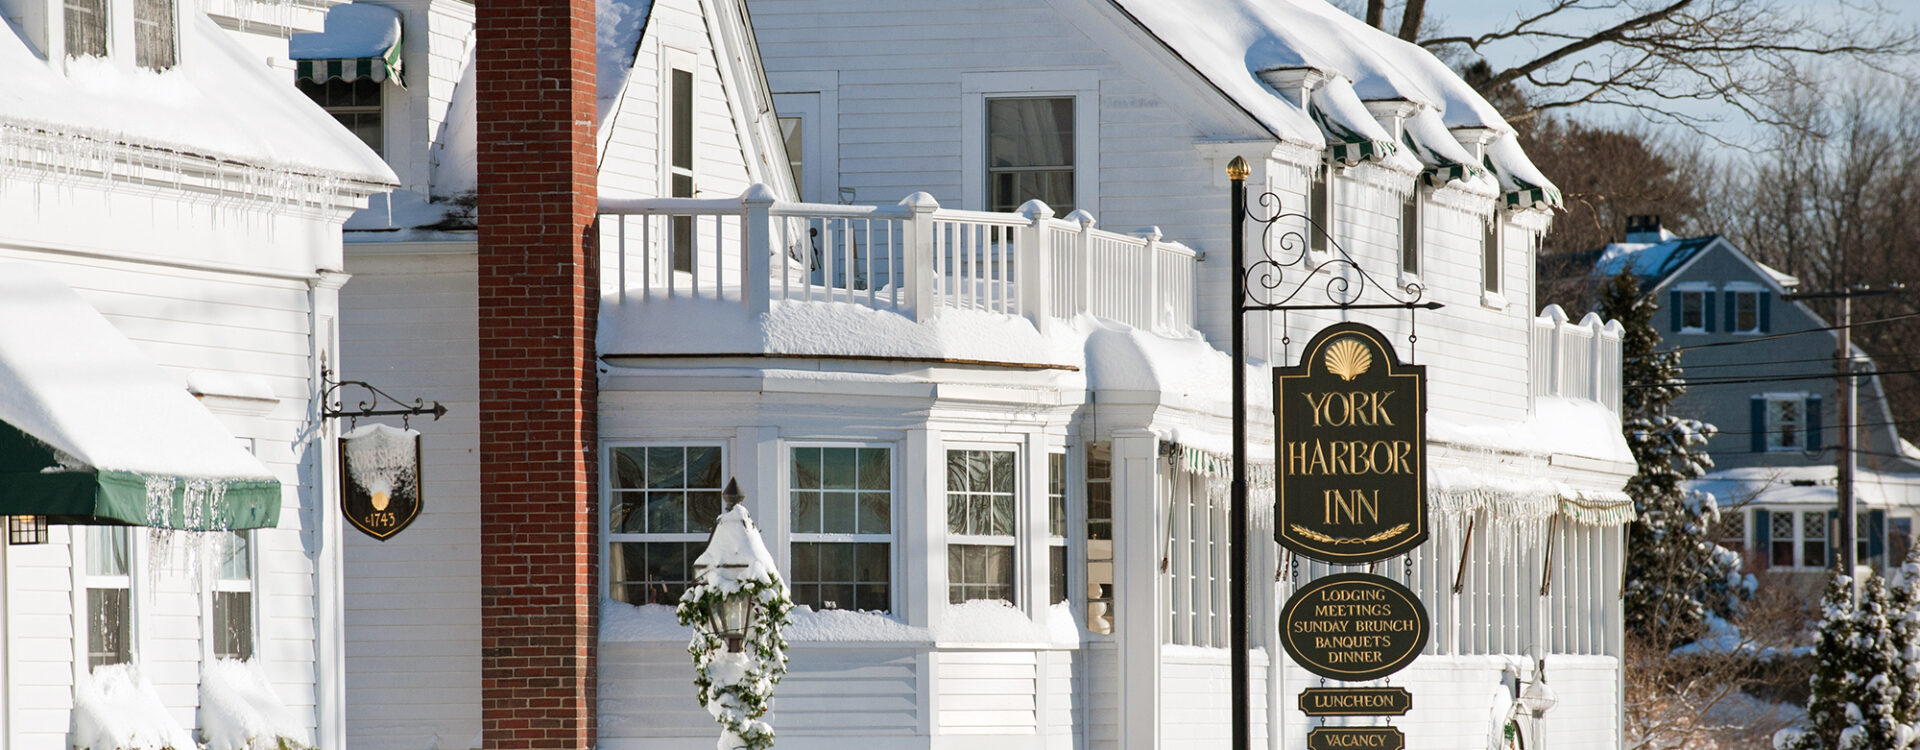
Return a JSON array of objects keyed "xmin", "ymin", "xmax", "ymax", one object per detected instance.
[
  {"xmin": 134, "ymin": 0, "xmax": 177, "ymax": 71},
  {"xmin": 64, "ymin": 0, "xmax": 108, "ymax": 59},
  {"xmin": 299, "ymin": 78, "xmax": 385, "ymax": 156}
]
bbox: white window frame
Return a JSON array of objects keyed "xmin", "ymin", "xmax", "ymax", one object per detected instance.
[
  {"xmin": 961, "ymin": 70, "xmax": 1100, "ymax": 217},
  {"xmin": 1045, "ymin": 451, "xmax": 1070, "ymax": 606},
  {"xmin": 785, "ymin": 442, "xmax": 899, "ymax": 614},
  {"xmin": 1084, "ymin": 443, "xmax": 1114, "ymax": 634},
  {"xmin": 772, "ymin": 72, "xmax": 841, "ymax": 204},
  {"xmin": 73, "ymin": 525, "xmax": 138, "ymax": 679},
  {"xmin": 601, "ymin": 441, "xmax": 730, "ymax": 606},
  {"xmin": 1764, "ymin": 393, "xmax": 1809, "ymax": 452},
  {"xmin": 944, "ymin": 444, "xmax": 1023, "ymax": 606},
  {"xmin": 1727, "ymin": 287, "xmax": 1763, "ymax": 334},
  {"xmin": 205, "ymin": 529, "xmax": 257, "ymax": 663},
  {"xmin": 1308, "ymin": 162, "xmax": 1333, "ymax": 257},
  {"xmin": 1764, "ymin": 509, "xmax": 1829, "ymax": 569},
  {"xmin": 1481, "ymin": 217, "xmax": 1504, "ymax": 305},
  {"xmin": 130, "ymin": 0, "xmax": 175, "ymax": 70}
]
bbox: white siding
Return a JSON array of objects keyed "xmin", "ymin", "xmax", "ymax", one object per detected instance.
[{"xmin": 339, "ymin": 248, "xmax": 483, "ymax": 750}]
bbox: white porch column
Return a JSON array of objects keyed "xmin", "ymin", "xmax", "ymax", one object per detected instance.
[{"xmin": 1111, "ymin": 429, "xmax": 1162, "ymax": 750}]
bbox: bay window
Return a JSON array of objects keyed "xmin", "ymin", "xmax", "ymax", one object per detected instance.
[
  {"xmin": 947, "ymin": 448, "xmax": 1018, "ymax": 604},
  {"xmin": 606, "ymin": 445, "xmax": 725, "ymax": 605},
  {"xmin": 789, "ymin": 446, "xmax": 894, "ymax": 613},
  {"xmin": 1047, "ymin": 452, "xmax": 1067, "ymax": 605}
]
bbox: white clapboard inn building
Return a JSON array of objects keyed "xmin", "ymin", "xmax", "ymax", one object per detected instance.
[
  {"xmin": 325, "ymin": 0, "xmax": 1637, "ymax": 749},
  {"xmin": 0, "ymin": 0, "xmax": 395, "ymax": 748}
]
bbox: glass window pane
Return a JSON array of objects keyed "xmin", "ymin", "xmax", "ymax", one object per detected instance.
[
  {"xmin": 990, "ymin": 495, "xmax": 1014, "ymax": 537},
  {"xmin": 64, "ymin": 0, "xmax": 108, "ymax": 58},
  {"xmin": 213, "ymin": 591, "xmax": 252, "ymax": 661},
  {"xmin": 793, "ymin": 491, "xmax": 822, "ymax": 534},
  {"xmin": 990, "ymin": 451, "xmax": 1015, "ymax": 494},
  {"xmin": 792, "ymin": 542, "xmax": 821, "ymax": 582},
  {"xmin": 823, "ymin": 448, "xmax": 856, "ymax": 489},
  {"xmin": 687, "ymin": 491, "xmax": 722, "ymax": 533},
  {"xmin": 856, "ymin": 584, "xmax": 889, "ymax": 612},
  {"xmin": 646, "ymin": 492, "xmax": 686, "ymax": 534},
  {"xmin": 88, "ymin": 588, "xmax": 131, "ymax": 669},
  {"xmin": 858, "ymin": 448, "xmax": 891, "ymax": 490},
  {"xmin": 1050, "ymin": 545, "xmax": 1068, "ymax": 605},
  {"xmin": 219, "ymin": 531, "xmax": 250, "ymax": 580},
  {"xmin": 647, "ymin": 447, "xmax": 685, "ymax": 489},
  {"xmin": 793, "ymin": 447, "xmax": 822, "ymax": 490},
  {"xmin": 87, "ymin": 526, "xmax": 129, "ymax": 577},
  {"xmin": 613, "ymin": 449, "xmax": 645, "ymax": 489},
  {"xmin": 687, "ymin": 447, "xmax": 722, "ymax": 489},
  {"xmin": 855, "ymin": 543, "xmax": 889, "ymax": 584},
  {"xmin": 823, "ymin": 492, "xmax": 856, "ymax": 534},
  {"xmin": 820, "ymin": 543, "xmax": 854, "ymax": 581},
  {"xmin": 987, "ymin": 98, "xmax": 1073, "ymax": 168},
  {"xmin": 858, "ymin": 492, "xmax": 890, "ymax": 534},
  {"xmin": 948, "ymin": 493, "xmax": 968, "ymax": 534},
  {"xmin": 820, "ymin": 584, "xmax": 856, "ymax": 611},
  {"xmin": 133, "ymin": 0, "xmax": 176, "ymax": 70},
  {"xmin": 611, "ymin": 493, "xmax": 645, "ymax": 533}
]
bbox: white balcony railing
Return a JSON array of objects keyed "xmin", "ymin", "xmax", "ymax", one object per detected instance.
[
  {"xmin": 598, "ymin": 185, "xmax": 1198, "ymax": 336},
  {"xmin": 1531, "ymin": 305, "xmax": 1623, "ymax": 414}
]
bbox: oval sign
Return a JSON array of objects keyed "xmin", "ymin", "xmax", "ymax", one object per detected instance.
[{"xmin": 1280, "ymin": 573, "xmax": 1429, "ymax": 682}]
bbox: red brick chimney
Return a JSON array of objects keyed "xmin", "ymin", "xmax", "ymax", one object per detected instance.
[{"xmin": 474, "ymin": 1, "xmax": 599, "ymax": 748}]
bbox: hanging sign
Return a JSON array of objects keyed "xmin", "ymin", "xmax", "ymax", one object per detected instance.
[
  {"xmin": 1279, "ymin": 572, "xmax": 1429, "ymax": 682},
  {"xmin": 1307, "ymin": 727, "xmax": 1404, "ymax": 750},
  {"xmin": 1275, "ymin": 322, "xmax": 1426, "ymax": 563},
  {"xmin": 1298, "ymin": 687, "xmax": 1413, "ymax": 717},
  {"xmin": 339, "ymin": 423, "xmax": 423, "ymax": 540}
]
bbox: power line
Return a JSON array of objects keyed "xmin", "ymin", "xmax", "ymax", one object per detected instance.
[
  {"xmin": 1655, "ymin": 311, "xmax": 1920, "ymax": 354},
  {"xmin": 1627, "ymin": 367, "xmax": 1920, "ymax": 389},
  {"xmin": 1706, "ymin": 416, "xmax": 1920, "ymax": 437},
  {"xmin": 1678, "ymin": 350, "xmax": 1920, "ymax": 371}
]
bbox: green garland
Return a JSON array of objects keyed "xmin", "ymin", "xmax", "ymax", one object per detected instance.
[{"xmin": 676, "ymin": 573, "xmax": 794, "ymax": 750}]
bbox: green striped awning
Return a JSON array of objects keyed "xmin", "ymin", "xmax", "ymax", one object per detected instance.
[
  {"xmin": 1421, "ymin": 162, "xmax": 1482, "ymax": 187},
  {"xmin": 296, "ymin": 55, "xmax": 401, "ymax": 86},
  {"xmin": 289, "ymin": 3, "xmax": 405, "ymax": 86},
  {"xmin": 1330, "ymin": 139, "xmax": 1396, "ymax": 167},
  {"xmin": 1503, "ymin": 185, "xmax": 1564, "ymax": 211}
]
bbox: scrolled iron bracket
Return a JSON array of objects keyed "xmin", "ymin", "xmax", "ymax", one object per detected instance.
[
  {"xmin": 1240, "ymin": 190, "xmax": 1439, "ymax": 313},
  {"xmin": 320, "ymin": 369, "xmax": 448, "ymax": 424}
]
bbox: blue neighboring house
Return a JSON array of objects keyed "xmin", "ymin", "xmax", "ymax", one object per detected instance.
[{"xmin": 1567, "ymin": 216, "xmax": 1920, "ymax": 584}]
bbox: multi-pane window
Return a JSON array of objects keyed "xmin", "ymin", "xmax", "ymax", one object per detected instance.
[
  {"xmin": 84, "ymin": 525, "xmax": 132, "ymax": 670},
  {"xmin": 212, "ymin": 531, "xmax": 253, "ymax": 661},
  {"xmin": 1047, "ymin": 453, "xmax": 1068, "ymax": 606},
  {"xmin": 1767, "ymin": 397, "xmax": 1805, "ymax": 450},
  {"xmin": 64, "ymin": 0, "xmax": 108, "ymax": 58},
  {"xmin": 1308, "ymin": 164, "xmax": 1330, "ymax": 254},
  {"xmin": 669, "ymin": 66, "xmax": 695, "ymax": 271},
  {"xmin": 1679, "ymin": 290, "xmax": 1706, "ymax": 331},
  {"xmin": 1400, "ymin": 194, "xmax": 1420, "ymax": 275},
  {"xmin": 789, "ymin": 446, "xmax": 893, "ymax": 613},
  {"xmin": 607, "ymin": 446, "xmax": 724, "ymax": 605},
  {"xmin": 1802, "ymin": 511, "xmax": 1829, "ymax": 569},
  {"xmin": 947, "ymin": 449, "xmax": 1017, "ymax": 604},
  {"xmin": 986, "ymin": 97, "xmax": 1074, "ymax": 213},
  {"xmin": 1085, "ymin": 444, "xmax": 1114, "ymax": 633},
  {"xmin": 1770, "ymin": 511, "xmax": 1795, "ymax": 567},
  {"xmin": 133, "ymin": 0, "xmax": 175, "ymax": 70},
  {"xmin": 778, "ymin": 116, "xmax": 803, "ymax": 197},
  {"xmin": 1731, "ymin": 290, "xmax": 1761, "ymax": 333},
  {"xmin": 297, "ymin": 78, "xmax": 383, "ymax": 156},
  {"xmin": 1719, "ymin": 510, "xmax": 1746, "ymax": 557}
]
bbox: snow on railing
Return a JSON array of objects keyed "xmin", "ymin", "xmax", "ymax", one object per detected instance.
[
  {"xmin": 1531, "ymin": 305, "xmax": 1624, "ymax": 414},
  {"xmin": 597, "ymin": 185, "xmax": 1200, "ymax": 335}
]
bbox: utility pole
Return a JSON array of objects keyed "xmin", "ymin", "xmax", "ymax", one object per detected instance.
[{"xmin": 1785, "ymin": 283, "xmax": 1903, "ymax": 580}]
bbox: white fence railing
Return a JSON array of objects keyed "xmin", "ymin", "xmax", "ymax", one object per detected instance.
[
  {"xmin": 598, "ymin": 185, "xmax": 1199, "ymax": 335},
  {"xmin": 1532, "ymin": 305, "xmax": 1623, "ymax": 414}
]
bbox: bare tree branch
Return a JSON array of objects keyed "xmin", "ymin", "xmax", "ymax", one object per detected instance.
[
  {"xmin": 1397, "ymin": 0, "xmax": 1427, "ymax": 42},
  {"xmin": 1366, "ymin": 0, "xmax": 1385, "ymax": 29}
]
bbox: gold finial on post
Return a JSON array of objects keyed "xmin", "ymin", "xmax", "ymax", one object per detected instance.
[{"xmin": 1226, "ymin": 155, "xmax": 1250, "ymax": 181}]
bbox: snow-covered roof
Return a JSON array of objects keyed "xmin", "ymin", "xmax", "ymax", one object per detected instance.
[
  {"xmin": 597, "ymin": 0, "xmax": 656, "ymax": 124},
  {"xmin": 1690, "ymin": 466, "xmax": 1920, "ymax": 510},
  {"xmin": 0, "ymin": 264, "xmax": 279, "ymax": 482},
  {"xmin": 289, "ymin": 3, "xmax": 401, "ymax": 60},
  {"xmin": 0, "ymin": 13, "xmax": 395, "ymax": 185},
  {"xmin": 1590, "ymin": 235, "xmax": 1720, "ymax": 286},
  {"xmin": 1107, "ymin": 0, "xmax": 1558, "ymax": 207}
]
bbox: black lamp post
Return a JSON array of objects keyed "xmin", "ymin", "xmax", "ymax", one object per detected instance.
[{"xmin": 698, "ymin": 477, "xmax": 754, "ymax": 652}]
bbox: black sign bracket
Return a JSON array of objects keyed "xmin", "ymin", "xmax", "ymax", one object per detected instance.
[{"xmin": 321, "ymin": 369, "xmax": 449, "ymax": 428}]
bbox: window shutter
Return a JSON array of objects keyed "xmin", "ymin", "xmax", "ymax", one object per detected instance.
[
  {"xmin": 1759, "ymin": 293, "xmax": 1772, "ymax": 332},
  {"xmin": 1702, "ymin": 292, "xmax": 1716, "ymax": 332},
  {"xmin": 1751, "ymin": 396, "xmax": 1766, "ymax": 452},
  {"xmin": 1807, "ymin": 395, "xmax": 1823, "ymax": 451},
  {"xmin": 1870, "ymin": 509, "xmax": 1887, "ymax": 563},
  {"xmin": 1726, "ymin": 292, "xmax": 1738, "ymax": 331},
  {"xmin": 1670, "ymin": 291, "xmax": 1682, "ymax": 332},
  {"xmin": 1754, "ymin": 509, "xmax": 1771, "ymax": 570}
]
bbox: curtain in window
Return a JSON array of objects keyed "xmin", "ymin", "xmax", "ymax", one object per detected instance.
[
  {"xmin": 64, "ymin": 0, "xmax": 108, "ymax": 58},
  {"xmin": 134, "ymin": 0, "xmax": 176, "ymax": 70}
]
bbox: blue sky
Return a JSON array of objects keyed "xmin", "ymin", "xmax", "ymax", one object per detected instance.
[{"xmin": 1407, "ymin": 0, "xmax": 1920, "ymax": 148}]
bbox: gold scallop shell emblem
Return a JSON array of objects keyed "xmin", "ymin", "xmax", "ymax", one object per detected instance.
[{"xmin": 1324, "ymin": 338, "xmax": 1373, "ymax": 381}]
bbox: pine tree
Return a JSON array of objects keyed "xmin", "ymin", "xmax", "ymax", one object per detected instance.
[
  {"xmin": 1845, "ymin": 574, "xmax": 1901, "ymax": 749},
  {"xmin": 1889, "ymin": 547, "xmax": 1920, "ymax": 735},
  {"xmin": 1785, "ymin": 574, "xmax": 1863, "ymax": 749},
  {"xmin": 1598, "ymin": 270, "xmax": 1742, "ymax": 642}
]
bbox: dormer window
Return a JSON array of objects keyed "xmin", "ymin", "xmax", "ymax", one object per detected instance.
[
  {"xmin": 134, "ymin": 0, "xmax": 177, "ymax": 71},
  {"xmin": 298, "ymin": 79, "xmax": 384, "ymax": 156},
  {"xmin": 64, "ymin": 0, "xmax": 108, "ymax": 58}
]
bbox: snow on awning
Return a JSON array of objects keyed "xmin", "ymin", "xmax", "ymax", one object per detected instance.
[
  {"xmin": 0, "ymin": 265, "xmax": 282, "ymax": 531},
  {"xmin": 290, "ymin": 4, "xmax": 404, "ymax": 86}
]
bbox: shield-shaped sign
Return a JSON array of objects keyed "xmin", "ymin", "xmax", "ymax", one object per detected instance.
[
  {"xmin": 339, "ymin": 423, "xmax": 423, "ymax": 540},
  {"xmin": 1275, "ymin": 322, "xmax": 1427, "ymax": 563}
]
